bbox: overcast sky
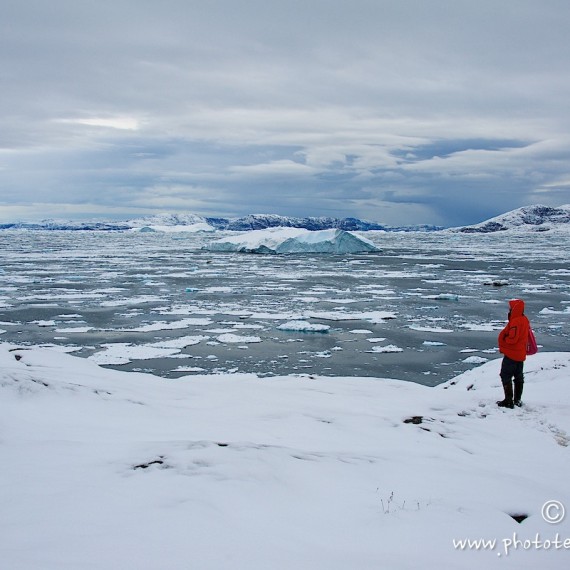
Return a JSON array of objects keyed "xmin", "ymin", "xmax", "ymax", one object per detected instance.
[{"xmin": 1, "ymin": 0, "xmax": 570, "ymax": 226}]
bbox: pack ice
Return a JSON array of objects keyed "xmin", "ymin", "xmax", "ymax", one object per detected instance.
[{"xmin": 206, "ymin": 227, "xmax": 379, "ymax": 254}]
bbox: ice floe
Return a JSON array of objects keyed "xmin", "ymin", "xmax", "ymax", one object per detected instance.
[
  {"xmin": 367, "ymin": 344, "xmax": 404, "ymax": 353},
  {"xmin": 89, "ymin": 343, "xmax": 182, "ymax": 365},
  {"xmin": 540, "ymin": 306, "xmax": 570, "ymax": 315},
  {"xmin": 409, "ymin": 324, "xmax": 454, "ymax": 333},
  {"xmin": 277, "ymin": 321, "xmax": 331, "ymax": 333},
  {"xmin": 216, "ymin": 333, "xmax": 262, "ymax": 344},
  {"xmin": 120, "ymin": 318, "xmax": 213, "ymax": 332},
  {"xmin": 462, "ymin": 356, "xmax": 489, "ymax": 364},
  {"xmin": 54, "ymin": 326, "xmax": 94, "ymax": 333}
]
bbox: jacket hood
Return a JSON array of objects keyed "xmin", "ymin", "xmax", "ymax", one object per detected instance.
[{"xmin": 509, "ymin": 299, "xmax": 525, "ymax": 318}]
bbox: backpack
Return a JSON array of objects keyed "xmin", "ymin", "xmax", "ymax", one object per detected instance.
[{"xmin": 526, "ymin": 328, "xmax": 538, "ymax": 356}]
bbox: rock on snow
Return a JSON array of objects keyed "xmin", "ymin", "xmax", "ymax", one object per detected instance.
[
  {"xmin": 1, "ymin": 343, "xmax": 569, "ymax": 569},
  {"xmin": 206, "ymin": 227, "xmax": 379, "ymax": 254}
]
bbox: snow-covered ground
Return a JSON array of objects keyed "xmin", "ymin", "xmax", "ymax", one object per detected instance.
[{"xmin": 1, "ymin": 343, "xmax": 569, "ymax": 569}]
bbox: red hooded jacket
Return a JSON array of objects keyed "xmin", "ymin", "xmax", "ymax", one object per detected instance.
[{"xmin": 498, "ymin": 299, "xmax": 530, "ymax": 362}]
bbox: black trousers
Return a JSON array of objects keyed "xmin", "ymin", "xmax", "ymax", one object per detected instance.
[{"xmin": 500, "ymin": 356, "xmax": 524, "ymax": 386}]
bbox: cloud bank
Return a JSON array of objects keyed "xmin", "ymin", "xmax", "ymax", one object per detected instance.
[{"xmin": 1, "ymin": 0, "xmax": 570, "ymax": 225}]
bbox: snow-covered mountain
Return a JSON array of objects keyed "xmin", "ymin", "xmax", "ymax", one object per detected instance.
[
  {"xmin": 127, "ymin": 213, "xmax": 208, "ymax": 228},
  {"xmin": 452, "ymin": 204, "xmax": 570, "ymax": 233},
  {"xmin": 0, "ymin": 213, "xmax": 441, "ymax": 232},
  {"xmin": 207, "ymin": 214, "xmax": 387, "ymax": 231}
]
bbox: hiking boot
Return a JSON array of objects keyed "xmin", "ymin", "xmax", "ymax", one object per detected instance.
[{"xmin": 497, "ymin": 382, "xmax": 514, "ymax": 409}]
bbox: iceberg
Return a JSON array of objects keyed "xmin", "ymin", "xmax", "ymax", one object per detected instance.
[{"xmin": 206, "ymin": 228, "xmax": 379, "ymax": 254}]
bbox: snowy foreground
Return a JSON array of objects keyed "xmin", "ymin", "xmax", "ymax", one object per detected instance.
[{"xmin": 1, "ymin": 344, "xmax": 569, "ymax": 570}]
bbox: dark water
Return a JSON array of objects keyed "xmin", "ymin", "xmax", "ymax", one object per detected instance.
[{"xmin": 1, "ymin": 230, "xmax": 568, "ymax": 386}]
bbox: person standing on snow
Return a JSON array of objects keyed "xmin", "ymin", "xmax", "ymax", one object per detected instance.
[{"xmin": 497, "ymin": 298, "xmax": 530, "ymax": 409}]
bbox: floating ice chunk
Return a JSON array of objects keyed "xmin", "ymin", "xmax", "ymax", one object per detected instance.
[
  {"xmin": 277, "ymin": 321, "xmax": 330, "ymax": 333},
  {"xmin": 426, "ymin": 293, "xmax": 460, "ymax": 301},
  {"xmin": 409, "ymin": 324, "xmax": 453, "ymax": 333},
  {"xmin": 294, "ymin": 296, "xmax": 321, "ymax": 303},
  {"xmin": 217, "ymin": 333, "xmax": 262, "ymax": 344},
  {"xmin": 206, "ymin": 228, "xmax": 379, "ymax": 254},
  {"xmin": 56, "ymin": 314, "xmax": 83, "ymax": 319},
  {"xmin": 462, "ymin": 356, "xmax": 489, "ymax": 364},
  {"xmin": 32, "ymin": 320, "xmax": 56, "ymax": 327},
  {"xmin": 540, "ymin": 306, "xmax": 570, "ymax": 315},
  {"xmin": 313, "ymin": 351, "xmax": 332, "ymax": 358},
  {"xmin": 483, "ymin": 279, "xmax": 509, "ymax": 287},
  {"xmin": 368, "ymin": 344, "xmax": 404, "ymax": 353},
  {"xmin": 459, "ymin": 323, "xmax": 500, "ymax": 331},
  {"xmin": 122, "ymin": 318, "xmax": 212, "ymax": 332},
  {"xmin": 149, "ymin": 336, "xmax": 209, "ymax": 349},
  {"xmin": 100, "ymin": 295, "xmax": 164, "ymax": 307},
  {"xmin": 173, "ymin": 366, "xmax": 207, "ymax": 372},
  {"xmin": 423, "ymin": 341, "xmax": 446, "ymax": 346},
  {"xmin": 89, "ymin": 343, "xmax": 181, "ymax": 365},
  {"xmin": 308, "ymin": 310, "xmax": 396, "ymax": 322},
  {"xmin": 54, "ymin": 326, "xmax": 94, "ymax": 333}
]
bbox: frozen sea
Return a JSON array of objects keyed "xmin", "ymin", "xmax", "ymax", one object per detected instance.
[{"xmin": 0, "ymin": 229, "xmax": 568, "ymax": 386}]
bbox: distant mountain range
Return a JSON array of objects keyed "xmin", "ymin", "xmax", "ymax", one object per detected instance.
[
  {"xmin": 1, "ymin": 204, "xmax": 569, "ymax": 233},
  {"xmin": 0, "ymin": 213, "xmax": 441, "ymax": 232}
]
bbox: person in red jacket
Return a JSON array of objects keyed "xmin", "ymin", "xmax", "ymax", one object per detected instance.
[{"xmin": 497, "ymin": 299, "xmax": 530, "ymax": 409}]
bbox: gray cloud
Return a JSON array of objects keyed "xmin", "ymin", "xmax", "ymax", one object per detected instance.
[{"xmin": 1, "ymin": 0, "xmax": 570, "ymax": 225}]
